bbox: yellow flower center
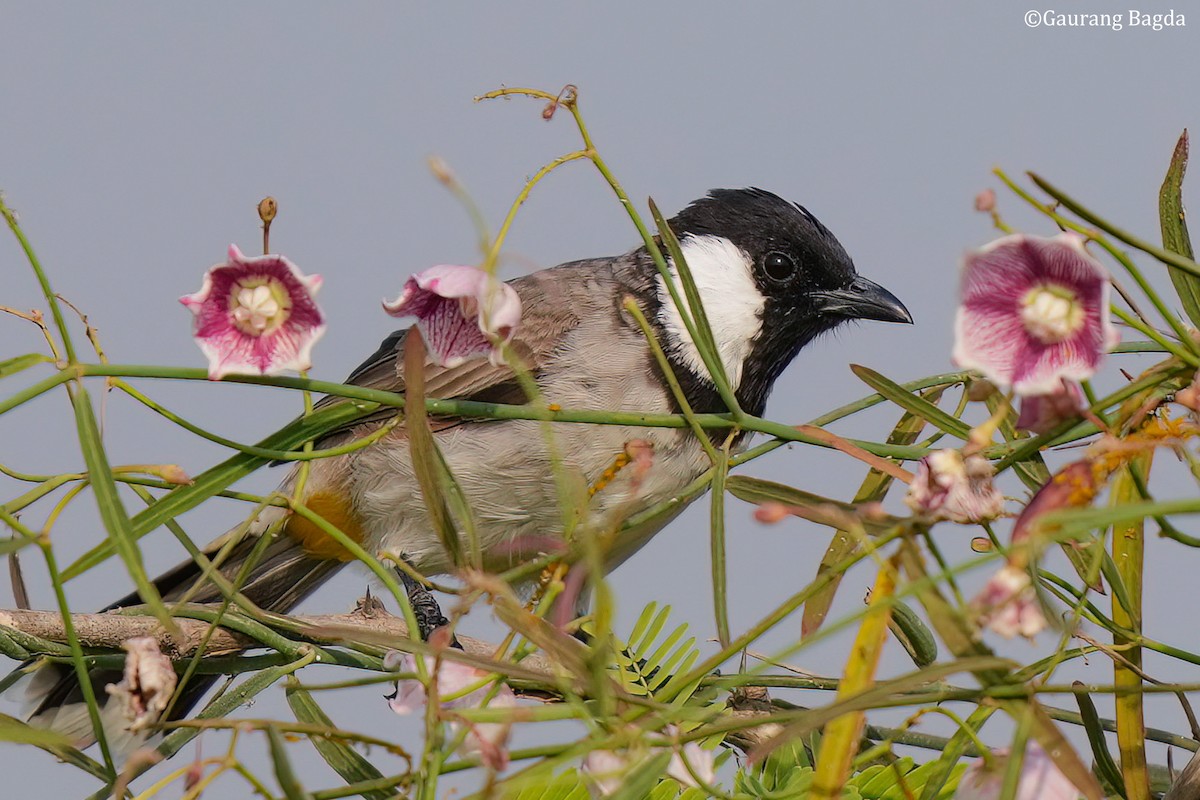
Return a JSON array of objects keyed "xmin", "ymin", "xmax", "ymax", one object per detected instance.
[
  {"xmin": 230, "ymin": 278, "xmax": 291, "ymax": 336},
  {"xmin": 1019, "ymin": 284, "xmax": 1083, "ymax": 344}
]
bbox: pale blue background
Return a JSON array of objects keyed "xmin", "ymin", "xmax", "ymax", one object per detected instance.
[{"xmin": 1, "ymin": 3, "xmax": 1197, "ymax": 796}]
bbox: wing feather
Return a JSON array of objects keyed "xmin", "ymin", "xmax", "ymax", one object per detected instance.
[{"xmin": 309, "ymin": 264, "xmax": 597, "ymax": 443}]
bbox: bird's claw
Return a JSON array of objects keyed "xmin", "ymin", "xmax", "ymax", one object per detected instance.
[{"xmin": 395, "ymin": 558, "xmax": 461, "ymax": 649}]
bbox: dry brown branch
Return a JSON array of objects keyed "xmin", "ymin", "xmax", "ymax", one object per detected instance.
[{"xmin": 0, "ymin": 605, "xmax": 555, "ymax": 675}]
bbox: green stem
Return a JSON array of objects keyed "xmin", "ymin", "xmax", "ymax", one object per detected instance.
[
  {"xmin": 0, "ymin": 195, "xmax": 77, "ymax": 362},
  {"xmin": 1028, "ymin": 172, "xmax": 1200, "ymax": 279},
  {"xmin": 38, "ymin": 540, "xmax": 116, "ymax": 776}
]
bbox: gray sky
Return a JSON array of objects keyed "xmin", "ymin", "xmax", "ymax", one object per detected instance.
[{"xmin": 1, "ymin": 3, "xmax": 1198, "ymax": 796}]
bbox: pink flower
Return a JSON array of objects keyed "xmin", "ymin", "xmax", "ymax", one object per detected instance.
[
  {"xmin": 1010, "ymin": 459, "xmax": 1099, "ymax": 549},
  {"xmin": 953, "ymin": 234, "xmax": 1118, "ymax": 396},
  {"xmin": 956, "ymin": 741, "xmax": 1081, "ymax": 800},
  {"xmin": 581, "ymin": 749, "xmax": 629, "ymax": 798},
  {"xmin": 1176, "ymin": 370, "xmax": 1200, "ymax": 413},
  {"xmin": 971, "ymin": 565, "xmax": 1046, "ymax": 640},
  {"xmin": 180, "ymin": 245, "xmax": 325, "ymax": 380},
  {"xmin": 104, "ymin": 636, "xmax": 177, "ymax": 732},
  {"xmin": 1015, "ymin": 381, "xmax": 1085, "ymax": 435},
  {"xmin": 383, "ymin": 265, "xmax": 521, "ymax": 368},
  {"xmin": 384, "ymin": 652, "xmax": 516, "ymax": 771},
  {"xmin": 667, "ymin": 736, "xmax": 716, "ymax": 788},
  {"xmin": 905, "ymin": 449, "xmax": 1005, "ymax": 524},
  {"xmin": 581, "ymin": 727, "xmax": 715, "ymax": 797}
]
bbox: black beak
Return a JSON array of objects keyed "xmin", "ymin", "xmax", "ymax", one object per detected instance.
[{"xmin": 812, "ymin": 276, "xmax": 913, "ymax": 324}]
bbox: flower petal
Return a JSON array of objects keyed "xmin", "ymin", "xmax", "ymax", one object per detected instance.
[
  {"xmin": 972, "ymin": 565, "xmax": 1047, "ymax": 640},
  {"xmin": 384, "ymin": 265, "xmax": 521, "ymax": 367},
  {"xmin": 905, "ymin": 449, "xmax": 1004, "ymax": 524},
  {"xmin": 1015, "ymin": 382, "xmax": 1084, "ymax": 435},
  {"xmin": 953, "ymin": 234, "xmax": 1116, "ymax": 395},
  {"xmin": 957, "ymin": 741, "xmax": 1081, "ymax": 800},
  {"xmin": 104, "ymin": 637, "xmax": 177, "ymax": 732},
  {"xmin": 181, "ymin": 246, "xmax": 325, "ymax": 379},
  {"xmin": 383, "ymin": 651, "xmax": 515, "ymax": 771}
]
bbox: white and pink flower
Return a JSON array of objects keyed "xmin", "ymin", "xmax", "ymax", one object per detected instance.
[
  {"xmin": 956, "ymin": 740, "xmax": 1081, "ymax": 800},
  {"xmin": 971, "ymin": 564, "xmax": 1047, "ymax": 640},
  {"xmin": 581, "ymin": 726, "xmax": 716, "ymax": 797},
  {"xmin": 1015, "ymin": 381, "xmax": 1085, "ymax": 435},
  {"xmin": 905, "ymin": 449, "xmax": 1005, "ymax": 524},
  {"xmin": 385, "ymin": 651, "xmax": 516, "ymax": 771},
  {"xmin": 384, "ymin": 265, "xmax": 521, "ymax": 368},
  {"xmin": 105, "ymin": 636, "xmax": 177, "ymax": 732},
  {"xmin": 953, "ymin": 234, "xmax": 1118, "ymax": 396},
  {"xmin": 180, "ymin": 245, "xmax": 325, "ymax": 380}
]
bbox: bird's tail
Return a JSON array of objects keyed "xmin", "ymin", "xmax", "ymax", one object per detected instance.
[{"xmin": 12, "ymin": 508, "xmax": 344, "ymax": 752}]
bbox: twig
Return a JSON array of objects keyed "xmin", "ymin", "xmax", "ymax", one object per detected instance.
[{"xmin": 0, "ymin": 607, "xmax": 552, "ymax": 673}]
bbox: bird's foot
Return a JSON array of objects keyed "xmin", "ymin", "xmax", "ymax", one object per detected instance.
[{"xmin": 395, "ymin": 558, "xmax": 461, "ymax": 649}]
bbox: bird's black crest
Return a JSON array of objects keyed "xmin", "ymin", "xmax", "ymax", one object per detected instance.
[{"xmin": 669, "ymin": 187, "xmax": 838, "ymax": 245}]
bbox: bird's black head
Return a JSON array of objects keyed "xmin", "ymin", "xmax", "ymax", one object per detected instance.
[{"xmin": 648, "ymin": 187, "xmax": 911, "ymax": 418}]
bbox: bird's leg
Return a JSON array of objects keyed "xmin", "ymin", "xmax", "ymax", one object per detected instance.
[{"xmin": 395, "ymin": 556, "xmax": 461, "ymax": 649}]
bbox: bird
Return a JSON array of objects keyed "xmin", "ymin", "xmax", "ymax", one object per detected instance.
[{"xmin": 14, "ymin": 187, "xmax": 912, "ymax": 749}]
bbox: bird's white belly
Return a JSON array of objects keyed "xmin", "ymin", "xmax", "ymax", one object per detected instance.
[
  {"xmin": 342, "ymin": 312, "xmax": 722, "ymax": 578},
  {"xmin": 349, "ymin": 417, "xmax": 711, "ymax": 577}
]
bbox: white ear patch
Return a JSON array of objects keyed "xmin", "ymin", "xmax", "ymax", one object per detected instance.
[{"xmin": 654, "ymin": 234, "xmax": 766, "ymax": 390}]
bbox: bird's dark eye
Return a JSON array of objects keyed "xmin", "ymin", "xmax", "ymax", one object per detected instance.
[{"xmin": 763, "ymin": 251, "xmax": 796, "ymax": 282}]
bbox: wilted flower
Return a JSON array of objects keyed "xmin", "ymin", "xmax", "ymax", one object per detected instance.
[
  {"xmin": 1015, "ymin": 381, "xmax": 1085, "ymax": 435},
  {"xmin": 953, "ymin": 234, "xmax": 1118, "ymax": 396},
  {"xmin": 383, "ymin": 265, "xmax": 521, "ymax": 368},
  {"xmin": 1010, "ymin": 458, "xmax": 1100, "ymax": 548},
  {"xmin": 104, "ymin": 636, "xmax": 177, "ymax": 732},
  {"xmin": 668, "ymin": 735, "xmax": 717, "ymax": 789},
  {"xmin": 581, "ymin": 726, "xmax": 715, "ymax": 797},
  {"xmin": 905, "ymin": 449, "xmax": 1005, "ymax": 524},
  {"xmin": 1175, "ymin": 370, "xmax": 1200, "ymax": 413},
  {"xmin": 384, "ymin": 651, "xmax": 516, "ymax": 771},
  {"xmin": 974, "ymin": 189, "xmax": 996, "ymax": 213},
  {"xmin": 956, "ymin": 740, "xmax": 1081, "ymax": 800},
  {"xmin": 971, "ymin": 564, "xmax": 1046, "ymax": 640},
  {"xmin": 582, "ymin": 749, "xmax": 630, "ymax": 798},
  {"xmin": 180, "ymin": 245, "xmax": 325, "ymax": 380}
]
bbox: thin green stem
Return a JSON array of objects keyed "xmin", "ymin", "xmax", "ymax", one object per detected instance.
[{"xmin": 1, "ymin": 195, "xmax": 77, "ymax": 362}]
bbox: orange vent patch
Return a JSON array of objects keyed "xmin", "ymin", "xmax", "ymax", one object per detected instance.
[{"xmin": 283, "ymin": 491, "xmax": 366, "ymax": 561}]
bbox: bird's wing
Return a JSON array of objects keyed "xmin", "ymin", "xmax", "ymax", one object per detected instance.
[{"xmin": 311, "ymin": 262, "xmax": 604, "ymax": 442}]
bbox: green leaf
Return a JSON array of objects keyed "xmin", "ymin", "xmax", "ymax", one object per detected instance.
[
  {"xmin": 811, "ymin": 566, "xmax": 896, "ymax": 798},
  {"xmin": 1030, "ymin": 171, "xmax": 1200, "ymax": 280},
  {"xmin": 1160, "ymin": 130, "xmax": 1200, "ymax": 327},
  {"xmin": 856, "ymin": 758, "xmax": 915, "ymax": 798},
  {"xmin": 0, "ymin": 535, "xmax": 34, "ymax": 557},
  {"xmin": 403, "ymin": 328, "xmax": 463, "ymax": 566},
  {"xmin": 0, "ymin": 713, "xmax": 108, "ymax": 782},
  {"xmin": 887, "ymin": 598, "xmax": 938, "ymax": 668},
  {"xmin": 710, "ymin": 453, "xmax": 730, "ymax": 647},
  {"xmin": 267, "ymin": 725, "xmax": 314, "ymax": 800},
  {"xmin": 648, "ymin": 197, "xmax": 738, "ymax": 410},
  {"xmin": 916, "ymin": 705, "xmax": 992, "ymax": 800},
  {"xmin": 0, "ymin": 714, "xmax": 70, "ymax": 746},
  {"xmin": 71, "ymin": 386, "xmax": 179, "ymax": 640},
  {"xmin": 849, "ymin": 365, "xmax": 971, "ymax": 440},
  {"xmin": 62, "ymin": 399, "xmax": 371, "ymax": 580},
  {"xmin": 285, "ymin": 683, "xmax": 391, "ymax": 800},
  {"xmin": 804, "ymin": 391, "xmax": 941, "ymax": 638},
  {"xmin": 725, "ymin": 475, "xmax": 899, "ymax": 534},
  {"xmin": 607, "ymin": 751, "xmax": 673, "ymax": 800},
  {"xmin": 501, "ymin": 771, "xmax": 591, "ymax": 800},
  {"xmin": 612, "ymin": 602, "xmax": 702, "ymax": 702},
  {"xmin": 760, "ymin": 738, "xmax": 816, "ymax": 788},
  {"xmin": 1110, "ymin": 456, "xmax": 1151, "ymax": 800},
  {"xmin": 0, "ymin": 352, "xmax": 52, "ymax": 380},
  {"xmin": 1073, "ymin": 681, "xmax": 1127, "ymax": 798}
]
